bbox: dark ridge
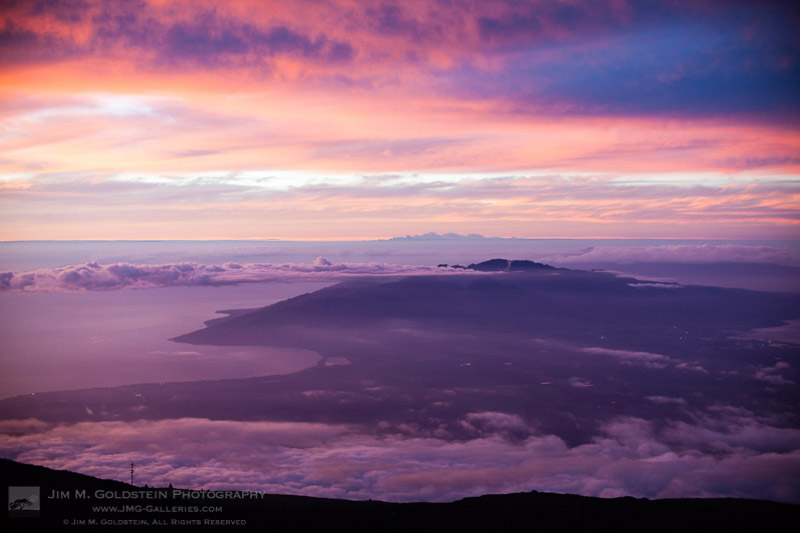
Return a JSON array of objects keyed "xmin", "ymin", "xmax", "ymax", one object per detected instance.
[
  {"xmin": 467, "ymin": 258, "xmax": 510, "ymax": 271},
  {"xmin": 509, "ymin": 259, "xmax": 556, "ymax": 271},
  {"xmin": 465, "ymin": 258, "xmax": 556, "ymax": 272},
  {"xmin": 2, "ymin": 458, "xmax": 797, "ymax": 533}
]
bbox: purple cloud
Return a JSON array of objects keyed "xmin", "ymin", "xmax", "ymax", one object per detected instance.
[
  {"xmin": 627, "ymin": 282, "xmax": 683, "ymax": 289},
  {"xmin": 676, "ymin": 362, "xmax": 709, "ymax": 374},
  {"xmin": 0, "ymin": 259, "xmax": 458, "ymax": 292},
  {"xmin": 646, "ymin": 396, "xmax": 687, "ymax": 406},
  {"xmin": 568, "ymin": 377, "xmax": 593, "ymax": 388},
  {"xmin": 3, "ymin": 0, "xmax": 798, "ymax": 119},
  {"xmin": 2, "ymin": 408, "xmax": 799, "ymax": 503},
  {"xmin": 755, "ymin": 362, "xmax": 794, "ymax": 386},
  {"xmin": 459, "ymin": 412, "xmax": 534, "ymax": 442}
]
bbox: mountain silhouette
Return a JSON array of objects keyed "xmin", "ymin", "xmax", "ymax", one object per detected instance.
[
  {"xmin": 466, "ymin": 258, "xmax": 556, "ymax": 271},
  {"xmin": 2, "ymin": 458, "xmax": 797, "ymax": 532}
]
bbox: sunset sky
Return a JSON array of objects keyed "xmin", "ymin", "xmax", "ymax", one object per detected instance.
[{"xmin": 1, "ymin": 0, "xmax": 798, "ymax": 240}]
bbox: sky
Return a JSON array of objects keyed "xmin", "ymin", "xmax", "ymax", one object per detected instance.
[{"xmin": 1, "ymin": 0, "xmax": 799, "ymax": 240}]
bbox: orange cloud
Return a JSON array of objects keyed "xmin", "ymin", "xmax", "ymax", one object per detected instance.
[{"xmin": 1, "ymin": 0, "xmax": 798, "ymax": 239}]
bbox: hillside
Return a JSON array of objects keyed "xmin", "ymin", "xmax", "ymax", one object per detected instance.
[{"xmin": 3, "ymin": 458, "xmax": 797, "ymax": 533}]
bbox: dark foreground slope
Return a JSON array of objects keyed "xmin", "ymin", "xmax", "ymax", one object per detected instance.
[{"xmin": 3, "ymin": 458, "xmax": 797, "ymax": 533}]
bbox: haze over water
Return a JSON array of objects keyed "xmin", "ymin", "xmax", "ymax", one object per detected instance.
[{"xmin": 0, "ymin": 281, "xmax": 329, "ymax": 397}]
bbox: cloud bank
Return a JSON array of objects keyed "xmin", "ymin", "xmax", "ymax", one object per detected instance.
[
  {"xmin": 4, "ymin": 243, "xmax": 796, "ymax": 292},
  {"xmin": 542, "ymin": 244, "xmax": 800, "ymax": 266},
  {"xmin": 1, "ymin": 408, "xmax": 798, "ymax": 503},
  {"xmin": 0, "ymin": 259, "xmax": 454, "ymax": 292}
]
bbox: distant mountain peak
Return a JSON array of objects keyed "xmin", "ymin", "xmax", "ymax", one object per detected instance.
[{"xmin": 385, "ymin": 232, "xmax": 488, "ymax": 241}]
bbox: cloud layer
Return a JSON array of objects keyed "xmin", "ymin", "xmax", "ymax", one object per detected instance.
[
  {"xmin": 4, "ymin": 240, "xmax": 797, "ymax": 291},
  {"xmin": 542, "ymin": 244, "xmax": 800, "ymax": 265},
  {"xmin": 1, "ymin": 408, "xmax": 798, "ymax": 503},
  {"xmin": 3, "ymin": 172, "xmax": 798, "ymax": 241},
  {"xmin": 0, "ymin": 259, "xmax": 452, "ymax": 292}
]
